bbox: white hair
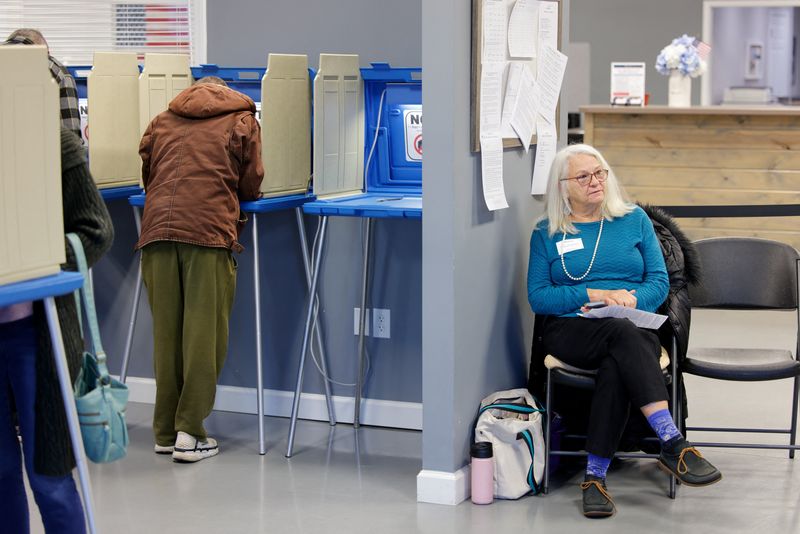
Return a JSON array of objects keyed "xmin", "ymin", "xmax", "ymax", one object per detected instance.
[{"xmin": 539, "ymin": 144, "xmax": 634, "ymax": 236}]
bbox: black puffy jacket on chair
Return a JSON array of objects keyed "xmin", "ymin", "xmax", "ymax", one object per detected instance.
[{"xmin": 527, "ymin": 204, "xmax": 701, "ymax": 450}]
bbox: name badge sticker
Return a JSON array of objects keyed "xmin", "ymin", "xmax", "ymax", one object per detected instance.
[{"xmin": 557, "ymin": 238, "xmax": 584, "ymax": 255}]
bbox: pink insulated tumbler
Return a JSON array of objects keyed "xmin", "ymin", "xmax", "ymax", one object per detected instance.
[{"xmin": 470, "ymin": 442, "xmax": 494, "ymax": 505}]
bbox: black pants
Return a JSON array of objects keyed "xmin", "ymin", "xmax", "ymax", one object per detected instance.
[{"xmin": 542, "ymin": 316, "xmax": 668, "ymax": 458}]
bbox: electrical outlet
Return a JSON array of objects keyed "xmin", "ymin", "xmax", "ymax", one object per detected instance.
[
  {"xmin": 354, "ymin": 307, "xmax": 370, "ymax": 336},
  {"xmin": 373, "ymin": 308, "xmax": 391, "ymax": 339}
]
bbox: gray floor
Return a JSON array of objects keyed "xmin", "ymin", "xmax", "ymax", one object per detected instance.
[
  {"xmin": 25, "ymin": 309, "xmax": 800, "ymax": 533},
  {"xmin": 26, "ymin": 391, "xmax": 800, "ymax": 534}
]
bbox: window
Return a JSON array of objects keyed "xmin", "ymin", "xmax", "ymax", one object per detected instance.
[{"xmin": 0, "ymin": 0, "xmax": 206, "ymax": 66}]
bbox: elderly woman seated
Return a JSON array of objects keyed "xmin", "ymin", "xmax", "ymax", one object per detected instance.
[{"xmin": 527, "ymin": 144, "xmax": 721, "ymax": 518}]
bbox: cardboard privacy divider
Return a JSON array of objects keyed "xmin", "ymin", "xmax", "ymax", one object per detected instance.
[
  {"xmin": 313, "ymin": 54, "xmax": 365, "ymax": 199},
  {"xmin": 261, "ymin": 54, "xmax": 312, "ymax": 198},
  {"xmin": 88, "ymin": 52, "xmax": 141, "ymax": 188},
  {"xmin": 0, "ymin": 45, "xmax": 64, "ymax": 285},
  {"xmin": 137, "ymin": 53, "xmax": 192, "ymax": 188},
  {"xmin": 138, "ymin": 53, "xmax": 192, "ymax": 137}
]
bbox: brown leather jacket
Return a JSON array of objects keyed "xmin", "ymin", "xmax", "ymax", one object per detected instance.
[{"xmin": 136, "ymin": 83, "xmax": 264, "ymax": 253}]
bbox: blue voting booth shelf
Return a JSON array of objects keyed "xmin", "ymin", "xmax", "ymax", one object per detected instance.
[
  {"xmin": 131, "ymin": 193, "xmax": 315, "ymax": 214},
  {"xmin": 100, "ymin": 185, "xmax": 142, "ymax": 201},
  {"xmin": 129, "ymin": 193, "xmax": 145, "ymax": 208},
  {"xmin": 0, "ymin": 271, "xmax": 84, "ymax": 307},
  {"xmin": 303, "ymin": 63, "xmax": 422, "ymax": 220}
]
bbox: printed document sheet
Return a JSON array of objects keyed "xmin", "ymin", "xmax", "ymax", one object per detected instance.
[{"xmin": 580, "ymin": 305, "xmax": 668, "ymax": 330}]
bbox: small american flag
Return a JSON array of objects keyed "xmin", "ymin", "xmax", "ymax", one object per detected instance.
[{"xmin": 694, "ymin": 39, "xmax": 712, "ymax": 60}]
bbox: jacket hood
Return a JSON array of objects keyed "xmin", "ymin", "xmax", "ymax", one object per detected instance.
[{"xmin": 168, "ymin": 83, "xmax": 255, "ymax": 119}]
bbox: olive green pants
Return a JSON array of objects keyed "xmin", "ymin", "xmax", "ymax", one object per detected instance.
[{"xmin": 141, "ymin": 242, "xmax": 236, "ymax": 445}]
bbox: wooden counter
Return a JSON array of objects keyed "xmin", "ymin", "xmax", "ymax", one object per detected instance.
[{"xmin": 581, "ymin": 105, "xmax": 800, "ymax": 251}]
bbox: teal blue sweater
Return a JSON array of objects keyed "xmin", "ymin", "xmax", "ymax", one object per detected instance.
[{"xmin": 527, "ymin": 206, "xmax": 669, "ymax": 317}]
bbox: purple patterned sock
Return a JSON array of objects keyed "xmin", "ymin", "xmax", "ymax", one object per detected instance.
[
  {"xmin": 586, "ymin": 453, "xmax": 612, "ymax": 479},
  {"xmin": 646, "ymin": 408, "xmax": 682, "ymax": 443}
]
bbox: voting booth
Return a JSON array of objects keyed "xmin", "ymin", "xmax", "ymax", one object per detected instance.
[
  {"xmin": 68, "ymin": 54, "xmax": 191, "ymax": 191},
  {"xmin": 0, "ymin": 46, "xmax": 64, "ymax": 285},
  {"xmin": 306, "ymin": 58, "xmax": 422, "ymax": 215},
  {"xmin": 287, "ymin": 57, "xmax": 422, "ymax": 456}
]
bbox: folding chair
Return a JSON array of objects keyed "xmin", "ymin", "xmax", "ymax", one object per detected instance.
[{"xmin": 683, "ymin": 237, "xmax": 800, "ymax": 456}]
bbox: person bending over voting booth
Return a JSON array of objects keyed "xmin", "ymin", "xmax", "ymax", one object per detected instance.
[
  {"xmin": 136, "ymin": 76, "xmax": 264, "ymax": 463},
  {"xmin": 527, "ymin": 144, "xmax": 721, "ymax": 518}
]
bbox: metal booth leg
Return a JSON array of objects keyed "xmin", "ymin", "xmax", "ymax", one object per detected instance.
[
  {"xmin": 252, "ymin": 213, "xmax": 267, "ymax": 455},
  {"xmin": 120, "ymin": 205, "xmax": 143, "ymax": 383},
  {"xmin": 295, "ymin": 207, "xmax": 336, "ymax": 426},
  {"xmin": 353, "ymin": 218, "xmax": 372, "ymax": 428},
  {"xmin": 44, "ymin": 297, "xmax": 98, "ymax": 534},
  {"xmin": 286, "ymin": 216, "xmax": 329, "ymax": 457}
]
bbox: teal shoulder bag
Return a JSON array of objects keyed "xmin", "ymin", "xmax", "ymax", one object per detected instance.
[{"xmin": 67, "ymin": 233, "xmax": 129, "ymax": 463}]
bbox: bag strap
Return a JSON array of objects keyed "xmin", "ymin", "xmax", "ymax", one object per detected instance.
[
  {"xmin": 66, "ymin": 234, "xmax": 110, "ymax": 383},
  {"xmin": 479, "ymin": 402, "xmax": 545, "ymax": 415},
  {"xmin": 516, "ymin": 429, "xmax": 541, "ymax": 494}
]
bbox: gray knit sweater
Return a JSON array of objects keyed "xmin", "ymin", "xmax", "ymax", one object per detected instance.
[{"xmin": 32, "ymin": 129, "xmax": 114, "ymax": 476}]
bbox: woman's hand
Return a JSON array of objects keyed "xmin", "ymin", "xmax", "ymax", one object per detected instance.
[{"xmin": 586, "ymin": 288, "xmax": 637, "ymax": 308}]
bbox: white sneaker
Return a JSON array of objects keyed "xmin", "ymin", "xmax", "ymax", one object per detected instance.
[
  {"xmin": 154, "ymin": 443, "xmax": 174, "ymax": 454},
  {"xmin": 172, "ymin": 431, "xmax": 219, "ymax": 463}
]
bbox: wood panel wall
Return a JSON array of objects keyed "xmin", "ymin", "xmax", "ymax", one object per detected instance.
[{"xmin": 582, "ymin": 106, "xmax": 800, "ymax": 251}]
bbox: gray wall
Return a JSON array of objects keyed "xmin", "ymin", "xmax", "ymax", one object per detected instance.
[
  {"xmin": 569, "ymin": 0, "xmax": 703, "ymax": 108},
  {"xmin": 420, "ymin": 0, "xmax": 560, "ymax": 473},
  {"xmin": 206, "ymin": 0, "xmax": 421, "ymax": 69},
  {"xmin": 95, "ymin": 0, "xmax": 423, "ymax": 404}
]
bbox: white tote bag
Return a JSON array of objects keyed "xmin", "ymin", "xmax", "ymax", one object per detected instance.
[{"xmin": 475, "ymin": 388, "xmax": 546, "ymax": 499}]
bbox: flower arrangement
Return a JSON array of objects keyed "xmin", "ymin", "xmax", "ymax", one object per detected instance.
[{"xmin": 655, "ymin": 34, "xmax": 707, "ymax": 78}]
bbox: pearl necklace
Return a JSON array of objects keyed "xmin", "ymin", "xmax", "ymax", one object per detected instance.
[{"xmin": 560, "ymin": 217, "xmax": 603, "ymax": 281}]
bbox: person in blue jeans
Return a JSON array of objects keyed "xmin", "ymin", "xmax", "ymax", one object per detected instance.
[{"xmin": 0, "ymin": 129, "xmax": 113, "ymax": 533}]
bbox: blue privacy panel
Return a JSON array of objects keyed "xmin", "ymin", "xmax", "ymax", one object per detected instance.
[
  {"xmin": 190, "ymin": 64, "xmax": 265, "ymax": 102},
  {"xmin": 66, "ymin": 65, "xmax": 92, "ymax": 98},
  {"xmin": 361, "ymin": 63, "xmax": 422, "ymax": 195}
]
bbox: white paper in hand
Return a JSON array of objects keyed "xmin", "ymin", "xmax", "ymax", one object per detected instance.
[{"xmin": 581, "ymin": 305, "xmax": 668, "ymax": 329}]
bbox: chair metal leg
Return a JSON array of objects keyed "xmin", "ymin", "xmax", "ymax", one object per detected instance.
[
  {"xmin": 286, "ymin": 216, "xmax": 328, "ymax": 458},
  {"xmin": 544, "ymin": 367, "xmax": 552, "ymax": 495},
  {"xmin": 790, "ymin": 375, "xmax": 799, "ymax": 459},
  {"xmin": 45, "ymin": 297, "xmax": 98, "ymax": 534},
  {"xmin": 669, "ymin": 335, "xmax": 679, "ymax": 497}
]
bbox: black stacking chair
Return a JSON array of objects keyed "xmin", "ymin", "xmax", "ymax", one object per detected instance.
[
  {"xmin": 539, "ymin": 315, "xmax": 679, "ymax": 498},
  {"xmin": 682, "ymin": 237, "xmax": 800, "ymax": 456}
]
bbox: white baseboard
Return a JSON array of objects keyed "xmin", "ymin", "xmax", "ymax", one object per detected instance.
[
  {"xmin": 122, "ymin": 377, "xmax": 422, "ymax": 430},
  {"xmin": 416, "ymin": 466, "xmax": 470, "ymax": 505}
]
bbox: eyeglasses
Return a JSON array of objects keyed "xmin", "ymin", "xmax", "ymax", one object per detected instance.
[{"xmin": 560, "ymin": 169, "xmax": 608, "ymax": 187}]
